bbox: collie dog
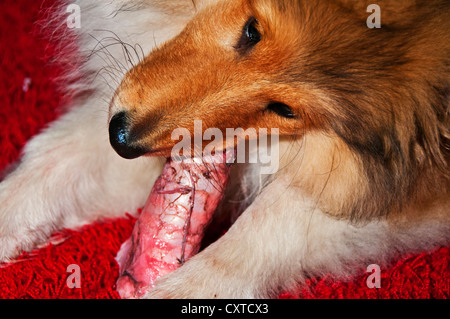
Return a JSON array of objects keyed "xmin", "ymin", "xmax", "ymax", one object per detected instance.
[{"xmin": 0, "ymin": 0, "xmax": 449, "ymax": 298}]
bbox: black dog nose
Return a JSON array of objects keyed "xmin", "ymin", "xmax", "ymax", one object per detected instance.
[{"xmin": 109, "ymin": 112, "xmax": 148, "ymax": 159}]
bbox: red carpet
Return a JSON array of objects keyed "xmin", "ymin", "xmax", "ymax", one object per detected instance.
[{"xmin": 0, "ymin": 0, "xmax": 449, "ymax": 299}]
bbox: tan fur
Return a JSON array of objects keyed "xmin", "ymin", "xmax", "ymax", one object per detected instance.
[{"xmin": 113, "ymin": 0, "xmax": 449, "ymax": 221}]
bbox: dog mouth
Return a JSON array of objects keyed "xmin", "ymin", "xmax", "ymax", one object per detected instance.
[{"xmin": 115, "ymin": 150, "xmax": 235, "ymax": 298}]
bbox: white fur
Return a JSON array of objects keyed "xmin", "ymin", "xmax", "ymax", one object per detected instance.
[
  {"xmin": 0, "ymin": 0, "xmax": 192, "ymax": 260},
  {"xmin": 0, "ymin": 0, "xmax": 448, "ymax": 298}
]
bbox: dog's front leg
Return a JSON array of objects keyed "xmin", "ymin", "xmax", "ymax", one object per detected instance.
[
  {"xmin": 145, "ymin": 175, "xmax": 388, "ymax": 299},
  {"xmin": 0, "ymin": 98, "xmax": 163, "ymax": 262}
]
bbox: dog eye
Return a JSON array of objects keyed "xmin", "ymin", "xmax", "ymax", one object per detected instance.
[
  {"xmin": 235, "ymin": 18, "xmax": 261, "ymax": 52},
  {"xmin": 267, "ymin": 102, "xmax": 295, "ymax": 119},
  {"xmin": 245, "ymin": 18, "xmax": 261, "ymax": 44}
]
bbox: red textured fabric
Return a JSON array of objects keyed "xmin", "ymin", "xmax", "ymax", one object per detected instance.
[{"xmin": 0, "ymin": 0, "xmax": 449, "ymax": 299}]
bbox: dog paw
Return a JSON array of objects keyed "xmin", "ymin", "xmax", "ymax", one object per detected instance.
[
  {"xmin": 0, "ymin": 235, "xmax": 22, "ymax": 263},
  {"xmin": 0, "ymin": 188, "xmax": 22, "ymax": 262},
  {"xmin": 0, "ymin": 217, "xmax": 43, "ymax": 263},
  {"xmin": 0, "ymin": 218, "xmax": 52, "ymax": 264},
  {"xmin": 142, "ymin": 254, "xmax": 257, "ymax": 299},
  {"xmin": 0, "ymin": 178, "xmax": 51, "ymax": 263},
  {"xmin": 144, "ymin": 273, "xmax": 220, "ymax": 299}
]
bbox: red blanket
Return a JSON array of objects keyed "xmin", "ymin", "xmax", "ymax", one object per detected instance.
[{"xmin": 0, "ymin": 0, "xmax": 448, "ymax": 299}]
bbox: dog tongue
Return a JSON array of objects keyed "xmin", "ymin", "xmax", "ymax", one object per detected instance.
[{"xmin": 115, "ymin": 151, "xmax": 233, "ymax": 298}]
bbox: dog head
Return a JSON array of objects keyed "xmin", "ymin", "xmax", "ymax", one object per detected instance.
[{"xmin": 108, "ymin": 0, "xmax": 449, "ymax": 219}]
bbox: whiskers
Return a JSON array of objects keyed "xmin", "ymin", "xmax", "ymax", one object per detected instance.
[{"xmin": 87, "ymin": 30, "xmax": 146, "ymax": 94}]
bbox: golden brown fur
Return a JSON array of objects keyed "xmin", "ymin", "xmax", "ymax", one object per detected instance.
[{"xmin": 113, "ymin": 0, "xmax": 449, "ymax": 222}]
